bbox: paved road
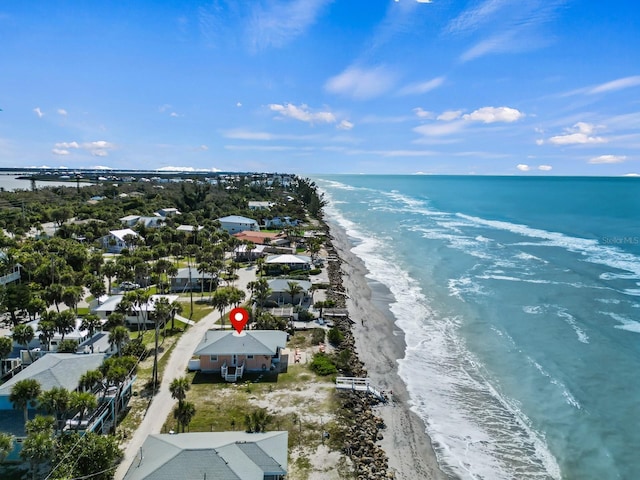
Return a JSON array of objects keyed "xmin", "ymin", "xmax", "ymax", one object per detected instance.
[{"xmin": 114, "ymin": 266, "xmax": 256, "ymax": 479}]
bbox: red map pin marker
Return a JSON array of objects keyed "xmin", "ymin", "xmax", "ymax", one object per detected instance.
[{"xmin": 230, "ymin": 307, "xmax": 249, "ymax": 334}]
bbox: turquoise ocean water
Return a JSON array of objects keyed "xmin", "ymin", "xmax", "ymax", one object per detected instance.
[{"xmin": 312, "ymin": 175, "xmax": 640, "ymax": 480}]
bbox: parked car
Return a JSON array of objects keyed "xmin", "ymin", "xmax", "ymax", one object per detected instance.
[{"xmin": 120, "ymin": 281, "xmax": 141, "ymax": 291}]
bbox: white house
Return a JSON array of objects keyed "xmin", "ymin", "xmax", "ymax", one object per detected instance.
[
  {"xmin": 265, "ymin": 254, "xmax": 312, "ymax": 271},
  {"xmin": 91, "ymin": 294, "xmax": 179, "ymax": 327},
  {"xmin": 100, "ymin": 229, "xmax": 142, "ymax": 253},
  {"xmin": 248, "ymin": 201, "xmax": 274, "ymax": 210},
  {"xmin": 218, "ymin": 215, "xmax": 260, "ymax": 234}
]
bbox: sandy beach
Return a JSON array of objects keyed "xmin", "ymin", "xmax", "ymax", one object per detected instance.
[{"xmin": 328, "ymin": 220, "xmax": 450, "ymax": 480}]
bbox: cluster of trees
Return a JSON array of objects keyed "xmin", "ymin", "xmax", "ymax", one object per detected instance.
[{"xmin": 0, "ymin": 174, "xmax": 327, "ymax": 474}]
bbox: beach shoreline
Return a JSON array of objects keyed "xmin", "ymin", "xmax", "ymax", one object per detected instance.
[{"xmin": 326, "ymin": 219, "xmax": 450, "ymax": 480}]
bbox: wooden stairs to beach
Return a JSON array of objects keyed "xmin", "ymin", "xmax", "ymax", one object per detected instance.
[{"xmin": 335, "ymin": 377, "xmax": 386, "ymax": 402}]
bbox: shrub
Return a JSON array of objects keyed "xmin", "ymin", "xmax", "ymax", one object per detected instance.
[
  {"xmin": 309, "ymin": 353, "xmax": 337, "ymax": 376},
  {"xmin": 311, "ymin": 328, "xmax": 326, "ymax": 345},
  {"xmin": 327, "ymin": 327, "xmax": 344, "ymax": 346}
]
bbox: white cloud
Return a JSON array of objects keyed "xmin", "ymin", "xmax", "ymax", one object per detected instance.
[
  {"xmin": 236, "ymin": 102, "xmax": 242, "ymax": 107},
  {"xmin": 399, "ymin": 76, "xmax": 445, "ymax": 95},
  {"xmin": 538, "ymin": 165, "xmax": 553, "ymax": 171},
  {"xmin": 517, "ymin": 164, "xmax": 531, "ymax": 171},
  {"xmin": 463, "ymin": 106, "xmax": 524, "ymax": 123},
  {"xmin": 170, "ymin": 112, "xmax": 180, "ymax": 117},
  {"xmin": 589, "ymin": 155, "xmax": 627, "ymax": 164},
  {"xmin": 82, "ymin": 140, "xmax": 116, "ymax": 157},
  {"xmin": 337, "ymin": 120, "xmax": 354, "ymax": 130},
  {"xmin": 199, "ymin": 145, "xmax": 209, "ymax": 151},
  {"xmin": 437, "ymin": 110, "xmax": 463, "ymax": 121},
  {"xmin": 413, "ymin": 108, "xmax": 433, "ymax": 119},
  {"xmin": 33, "ymin": 107, "xmax": 44, "ymax": 118},
  {"xmin": 55, "ymin": 141, "xmax": 80, "ymax": 149},
  {"xmin": 52, "ymin": 148, "xmax": 70, "ymax": 156},
  {"xmin": 158, "ymin": 104, "xmax": 171, "ymax": 113},
  {"xmin": 549, "ymin": 122, "xmax": 607, "ymax": 145},
  {"xmin": 57, "ymin": 108, "xmax": 67, "ymax": 116},
  {"xmin": 588, "ymin": 75, "xmax": 640, "ymax": 95},
  {"xmin": 325, "ymin": 66, "xmax": 397, "ymax": 100},
  {"xmin": 413, "ymin": 120, "xmax": 466, "ymax": 137},
  {"xmin": 269, "ymin": 103, "xmax": 336, "ymax": 124},
  {"xmin": 536, "ymin": 139, "xmax": 544, "ymax": 145},
  {"xmin": 248, "ymin": 0, "xmax": 331, "ymax": 51}
]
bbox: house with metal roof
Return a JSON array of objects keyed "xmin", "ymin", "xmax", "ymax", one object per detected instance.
[
  {"xmin": 100, "ymin": 228, "xmax": 143, "ymax": 253},
  {"xmin": 123, "ymin": 431, "xmax": 288, "ymax": 480},
  {"xmin": 0, "ymin": 353, "xmax": 106, "ymax": 410},
  {"xmin": 264, "ymin": 254, "xmax": 312, "ymax": 272},
  {"xmin": 191, "ymin": 330, "xmax": 288, "ymax": 382},
  {"xmin": 266, "ymin": 278, "xmax": 312, "ymax": 305},
  {"xmin": 218, "ymin": 215, "xmax": 260, "ymax": 234}
]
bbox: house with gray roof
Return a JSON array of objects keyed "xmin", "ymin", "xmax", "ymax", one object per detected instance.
[
  {"xmin": 266, "ymin": 278, "xmax": 312, "ymax": 305},
  {"xmin": 123, "ymin": 431, "xmax": 288, "ymax": 480},
  {"xmin": 192, "ymin": 330, "xmax": 288, "ymax": 382},
  {"xmin": 0, "ymin": 353, "xmax": 106, "ymax": 410}
]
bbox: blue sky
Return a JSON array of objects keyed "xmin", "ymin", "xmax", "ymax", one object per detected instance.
[{"xmin": 0, "ymin": 0, "xmax": 639, "ymax": 175}]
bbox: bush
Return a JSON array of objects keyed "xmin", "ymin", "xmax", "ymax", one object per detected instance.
[
  {"xmin": 311, "ymin": 328, "xmax": 326, "ymax": 345},
  {"xmin": 308, "ymin": 268, "xmax": 322, "ymax": 275},
  {"xmin": 327, "ymin": 327, "xmax": 344, "ymax": 346},
  {"xmin": 309, "ymin": 353, "xmax": 337, "ymax": 376}
]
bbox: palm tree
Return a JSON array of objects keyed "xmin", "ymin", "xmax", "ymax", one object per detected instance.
[
  {"xmin": 244, "ymin": 408, "xmax": 272, "ymax": 433},
  {"xmin": 227, "ymin": 286, "xmax": 246, "ymax": 309},
  {"xmin": 105, "ymin": 311, "xmax": 125, "ymax": 330},
  {"xmin": 43, "ymin": 283, "xmax": 64, "ymax": 312},
  {"xmin": 69, "ymin": 391, "xmax": 97, "ymax": 431},
  {"xmin": 102, "ymin": 260, "xmax": 117, "ymax": 295},
  {"xmin": 150, "ymin": 297, "xmax": 172, "ymax": 391},
  {"xmin": 38, "ymin": 318, "xmax": 56, "ymax": 351},
  {"xmin": 286, "ymin": 281, "xmax": 304, "ymax": 305},
  {"xmin": 54, "ymin": 310, "xmax": 76, "ymax": 341},
  {"xmin": 61, "ymin": 285, "xmax": 83, "ymax": 314},
  {"xmin": 211, "ymin": 289, "xmax": 230, "ymax": 329},
  {"xmin": 169, "ymin": 376, "xmax": 191, "ymax": 407},
  {"xmin": 79, "ymin": 369, "xmax": 104, "ymax": 394},
  {"xmin": 9, "ymin": 378, "xmax": 41, "ymax": 424},
  {"xmin": 12, "ymin": 324, "xmax": 35, "ymax": 362},
  {"xmin": 173, "ymin": 401, "xmax": 196, "ymax": 433},
  {"xmin": 38, "ymin": 386, "xmax": 70, "ymax": 433},
  {"xmin": 109, "ymin": 326, "xmax": 129, "ymax": 357},
  {"xmin": 80, "ymin": 314, "xmax": 102, "ymax": 348}
]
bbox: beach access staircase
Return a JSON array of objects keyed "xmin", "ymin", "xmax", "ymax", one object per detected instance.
[{"xmin": 335, "ymin": 377, "xmax": 386, "ymax": 402}]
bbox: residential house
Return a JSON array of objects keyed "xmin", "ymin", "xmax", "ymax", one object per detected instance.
[
  {"xmin": 169, "ymin": 267, "xmax": 217, "ymax": 293},
  {"xmin": 263, "ymin": 216, "xmax": 298, "ymax": 229},
  {"xmin": 266, "ymin": 279, "xmax": 312, "ymax": 305},
  {"xmin": 157, "ymin": 207, "xmax": 181, "ymax": 217},
  {"xmin": 192, "ymin": 330, "xmax": 288, "ymax": 382},
  {"xmin": 123, "ymin": 431, "xmax": 288, "ymax": 480},
  {"xmin": 0, "ymin": 352, "xmax": 134, "ymax": 461},
  {"xmin": 248, "ymin": 201, "xmax": 274, "ymax": 210},
  {"xmin": 218, "ymin": 215, "xmax": 260, "ymax": 234},
  {"xmin": 100, "ymin": 228, "xmax": 143, "ymax": 253},
  {"xmin": 264, "ymin": 254, "xmax": 312, "ymax": 272},
  {"xmin": 0, "ymin": 353, "xmax": 107, "ymax": 410},
  {"xmin": 233, "ymin": 231, "xmax": 289, "ymax": 246},
  {"xmin": 91, "ymin": 294, "xmax": 179, "ymax": 327},
  {"xmin": 119, "ymin": 215, "xmax": 165, "ymax": 229}
]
